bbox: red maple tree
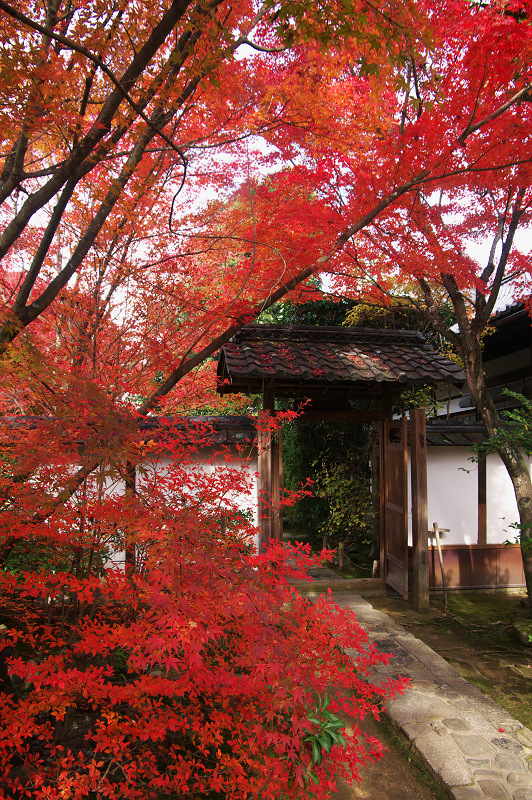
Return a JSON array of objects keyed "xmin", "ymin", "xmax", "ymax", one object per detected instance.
[{"xmin": 1, "ymin": 0, "xmax": 532, "ymax": 796}]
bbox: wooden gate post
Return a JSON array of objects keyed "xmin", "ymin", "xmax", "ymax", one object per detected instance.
[
  {"xmin": 272, "ymin": 427, "xmax": 283, "ymax": 541},
  {"xmin": 257, "ymin": 416, "xmax": 273, "ymax": 550},
  {"xmin": 410, "ymin": 408, "xmax": 429, "ymax": 612},
  {"xmin": 258, "ymin": 381, "xmax": 279, "ymax": 550}
]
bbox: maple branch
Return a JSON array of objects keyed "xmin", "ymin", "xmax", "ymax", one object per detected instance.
[
  {"xmin": 477, "ymin": 191, "xmax": 511, "ymax": 286},
  {"xmin": 0, "ymin": 131, "xmax": 29, "ymax": 205},
  {"xmin": 474, "ymin": 187, "xmax": 527, "ymax": 331},
  {"xmin": 457, "ymin": 81, "xmax": 532, "ymax": 145},
  {"xmin": 0, "ymin": 1, "xmax": 277, "ymax": 353},
  {"xmin": 12, "ymin": 175, "xmax": 79, "ymax": 314},
  {"xmin": 410, "ymin": 56, "xmax": 423, "ymax": 120},
  {"xmin": 0, "ymin": 456, "xmax": 103, "ymax": 564},
  {"xmin": 240, "ymin": 38, "xmax": 290, "ymax": 53},
  {"xmin": 440, "ymin": 272, "xmax": 474, "ymax": 346},
  {"xmin": 343, "ymin": 246, "xmax": 395, "ymax": 299},
  {"xmin": 170, "ymin": 152, "xmax": 291, "ymax": 370},
  {"xmin": 417, "ymin": 276, "xmax": 461, "ymax": 350},
  {"xmin": 399, "ymin": 59, "xmax": 412, "ymax": 136},
  {"xmin": 0, "ymin": 0, "xmax": 198, "ymax": 263},
  {"xmin": 0, "ymin": 0, "xmax": 195, "ymax": 161},
  {"xmin": 136, "ymin": 262, "xmax": 315, "ymax": 416},
  {"xmin": 462, "ymin": 52, "xmax": 490, "ymax": 140},
  {"xmin": 138, "ymin": 159, "xmax": 496, "ymax": 417},
  {"xmin": 169, "ymin": 231, "xmax": 289, "ymax": 264},
  {"xmin": 13, "ymin": 119, "xmax": 170, "ymax": 330},
  {"xmin": 418, "ymin": 155, "xmax": 532, "ymax": 184},
  {"xmin": 337, "ymin": 169, "xmax": 430, "ymax": 244}
]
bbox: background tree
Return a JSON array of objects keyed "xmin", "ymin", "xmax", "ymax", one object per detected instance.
[{"xmin": 335, "ymin": 186, "xmax": 532, "ymax": 610}]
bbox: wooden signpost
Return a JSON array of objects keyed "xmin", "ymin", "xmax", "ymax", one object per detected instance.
[{"xmin": 431, "ymin": 522, "xmax": 450, "ymax": 613}]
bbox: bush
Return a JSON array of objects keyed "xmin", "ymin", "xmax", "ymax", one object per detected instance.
[{"xmin": 0, "ymin": 425, "xmax": 403, "ymax": 800}]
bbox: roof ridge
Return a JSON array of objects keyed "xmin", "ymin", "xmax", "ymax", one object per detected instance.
[{"xmin": 234, "ymin": 324, "xmax": 426, "ymax": 345}]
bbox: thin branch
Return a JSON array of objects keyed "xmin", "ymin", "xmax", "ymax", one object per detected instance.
[
  {"xmin": 0, "ymin": 0, "xmax": 194, "ymax": 160},
  {"xmin": 136, "ymin": 262, "xmax": 315, "ymax": 416},
  {"xmin": 410, "ymin": 56, "xmax": 422, "ymax": 120},
  {"xmin": 457, "ymin": 81, "xmax": 532, "ymax": 145},
  {"xmin": 474, "ymin": 187, "xmax": 527, "ymax": 331},
  {"xmin": 240, "ymin": 38, "xmax": 289, "ymax": 53},
  {"xmin": 399, "ymin": 59, "xmax": 412, "ymax": 136}
]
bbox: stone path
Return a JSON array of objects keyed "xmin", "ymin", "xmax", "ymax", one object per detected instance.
[{"xmin": 330, "ymin": 593, "xmax": 532, "ymax": 800}]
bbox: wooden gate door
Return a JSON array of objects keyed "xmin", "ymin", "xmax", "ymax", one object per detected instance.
[{"xmin": 383, "ymin": 416, "xmax": 409, "ymax": 599}]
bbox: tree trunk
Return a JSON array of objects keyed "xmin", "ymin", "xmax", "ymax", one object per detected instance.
[{"xmin": 461, "ymin": 333, "xmax": 532, "ymax": 613}]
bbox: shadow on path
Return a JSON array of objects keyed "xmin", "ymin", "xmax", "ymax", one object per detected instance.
[{"xmin": 333, "ymin": 714, "xmax": 445, "ymax": 800}]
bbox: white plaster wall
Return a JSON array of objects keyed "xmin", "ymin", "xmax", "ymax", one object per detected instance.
[
  {"xmin": 86, "ymin": 470, "xmax": 127, "ymax": 571},
  {"xmin": 137, "ymin": 447, "xmax": 260, "ymax": 551},
  {"xmin": 102, "ymin": 446, "xmax": 260, "ymax": 569},
  {"xmin": 423, "ymin": 447, "xmax": 531, "ymax": 546},
  {"xmin": 425, "ymin": 447, "xmax": 478, "ymax": 545},
  {"xmin": 486, "ymin": 451, "xmax": 522, "ymax": 544}
]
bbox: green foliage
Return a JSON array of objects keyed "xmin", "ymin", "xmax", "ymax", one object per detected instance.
[
  {"xmin": 265, "ymin": 0, "xmax": 430, "ymax": 75},
  {"xmin": 345, "ymin": 299, "xmax": 429, "ymax": 332},
  {"xmin": 313, "ymin": 458, "xmax": 372, "ymax": 545},
  {"xmin": 258, "ymin": 296, "xmax": 356, "ymax": 327},
  {"xmin": 283, "ymin": 419, "xmax": 331, "ymax": 539},
  {"xmin": 2, "ymin": 537, "xmax": 109, "ymax": 577},
  {"xmin": 112, "ymin": 648, "xmax": 130, "ymax": 680},
  {"xmin": 344, "ymin": 297, "xmax": 457, "ymax": 353},
  {"xmin": 304, "ymin": 692, "xmax": 347, "ymax": 767},
  {"xmin": 345, "ymin": 299, "xmax": 461, "ymax": 418},
  {"xmin": 470, "ymin": 390, "xmax": 532, "ymax": 557},
  {"xmin": 1, "ymin": 539, "xmax": 64, "ymax": 575},
  {"xmin": 394, "ymin": 383, "xmax": 440, "ymax": 418},
  {"xmin": 289, "ymin": 298, "xmax": 357, "ymax": 327},
  {"xmin": 283, "ymin": 420, "xmax": 372, "ymax": 547},
  {"xmin": 271, "ymin": 296, "xmax": 373, "ymax": 546},
  {"xmin": 474, "ymin": 390, "xmax": 532, "ymax": 457}
]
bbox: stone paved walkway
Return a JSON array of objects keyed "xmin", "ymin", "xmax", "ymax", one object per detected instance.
[{"xmin": 329, "ymin": 593, "xmax": 532, "ymax": 800}]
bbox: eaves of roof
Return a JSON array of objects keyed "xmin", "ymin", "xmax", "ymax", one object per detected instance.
[{"xmin": 218, "ymin": 325, "xmax": 466, "ymax": 397}]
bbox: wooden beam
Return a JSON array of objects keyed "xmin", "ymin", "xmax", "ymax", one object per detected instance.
[
  {"xmin": 272, "ymin": 428, "xmax": 283, "ymax": 540},
  {"xmin": 262, "ymin": 379, "xmax": 275, "ymax": 413},
  {"xmin": 383, "ymin": 416, "xmax": 409, "ymax": 599},
  {"xmin": 370, "ymin": 422, "xmax": 381, "ymax": 576},
  {"xmin": 124, "ymin": 461, "xmax": 136, "ymax": 575},
  {"xmin": 379, "ymin": 420, "xmax": 386, "ymax": 584},
  {"xmin": 410, "ymin": 409, "xmax": 429, "ymax": 612},
  {"xmin": 478, "ymin": 452, "xmax": 487, "ymax": 545},
  {"xmin": 299, "ymin": 409, "xmax": 386, "ymax": 422},
  {"xmin": 257, "ymin": 416, "xmax": 273, "ymax": 550},
  {"xmin": 258, "ymin": 382, "xmax": 276, "ymax": 549},
  {"xmin": 380, "ymin": 390, "xmax": 394, "ymax": 585}
]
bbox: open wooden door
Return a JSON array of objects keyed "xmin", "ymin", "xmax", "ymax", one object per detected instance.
[{"xmin": 383, "ymin": 416, "xmax": 409, "ymax": 599}]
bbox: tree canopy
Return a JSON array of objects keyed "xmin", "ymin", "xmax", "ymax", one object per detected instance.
[{"xmin": 2, "ymin": 0, "xmax": 530, "ymax": 414}]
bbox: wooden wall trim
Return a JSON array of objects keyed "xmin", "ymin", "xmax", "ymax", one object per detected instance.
[
  {"xmin": 426, "ymin": 543, "xmax": 525, "ymax": 589},
  {"xmin": 429, "ymin": 543, "xmax": 522, "ymax": 551}
]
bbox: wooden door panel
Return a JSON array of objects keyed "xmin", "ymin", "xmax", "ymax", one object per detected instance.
[{"xmin": 384, "ymin": 417, "xmax": 408, "ymax": 599}]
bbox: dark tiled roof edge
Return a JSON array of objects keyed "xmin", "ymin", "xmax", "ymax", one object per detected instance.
[{"xmin": 232, "ymin": 324, "xmax": 426, "ymax": 346}]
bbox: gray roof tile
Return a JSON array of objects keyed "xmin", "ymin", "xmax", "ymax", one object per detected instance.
[{"xmin": 218, "ymin": 325, "xmax": 465, "ymax": 396}]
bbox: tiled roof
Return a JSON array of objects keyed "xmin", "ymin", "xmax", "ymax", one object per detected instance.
[
  {"xmin": 138, "ymin": 415, "xmax": 256, "ymax": 445},
  {"xmin": 423, "ymin": 420, "xmax": 487, "ymax": 446},
  {"xmin": 1, "ymin": 415, "xmax": 257, "ymax": 446},
  {"xmin": 218, "ymin": 325, "xmax": 465, "ymax": 396}
]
